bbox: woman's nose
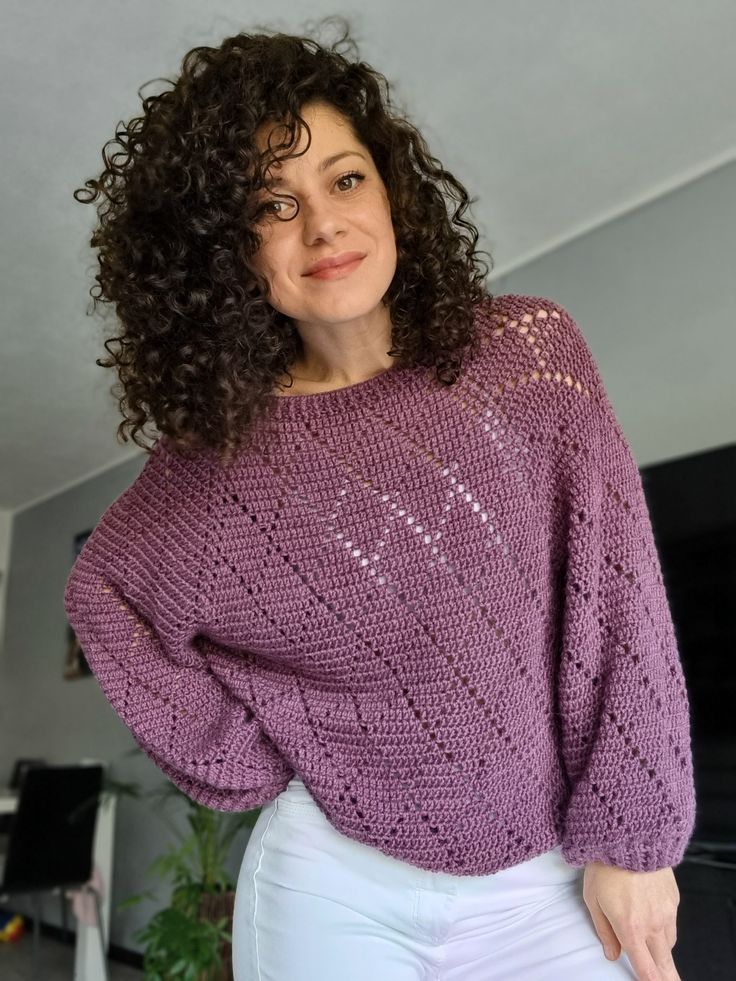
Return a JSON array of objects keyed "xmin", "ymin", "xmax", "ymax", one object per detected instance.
[{"xmin": 299, "ymin": 194, "xmax": 348, "ymax": 238}]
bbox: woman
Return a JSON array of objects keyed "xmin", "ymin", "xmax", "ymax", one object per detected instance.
[{"xmin": 65, "ymin": 19, "xmax": 695, "ymax": 980}]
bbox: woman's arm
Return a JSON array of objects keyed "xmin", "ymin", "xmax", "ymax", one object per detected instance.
[
  {"xmin": 542, "ymin": 299, "xmax": 697, "ymax": 872},
  {"xmin": 63, "ymin": 437, "xmax": 293, "ymax": 811}
]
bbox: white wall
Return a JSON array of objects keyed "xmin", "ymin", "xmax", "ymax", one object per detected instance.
[{"xmin": 0, "ymin": 509, "xmax": 12, "ymax": 656}]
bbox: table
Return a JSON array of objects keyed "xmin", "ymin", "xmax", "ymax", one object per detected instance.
[{"xmin": 0, "ymin": 790, "xmax": 18, "ymax": 815}]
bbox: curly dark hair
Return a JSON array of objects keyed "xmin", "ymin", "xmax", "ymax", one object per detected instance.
[{"xmin": 73, "ymin": 15, "xmax": 495, "ymax": 468}]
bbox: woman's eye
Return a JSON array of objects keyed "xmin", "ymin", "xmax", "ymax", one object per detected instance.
[
  {"xmin": 254, "ymin": 197, "xmax": 294, "ymax": 221},
  {"xmin": 258, "ymin": 200, "xmax": 284, "ymax": 216},
  {"xmin": 255, "ymin": 171, "xmax": 365, "ymax": 219},
  {"xmin": 335, "ymin": 170, "xmax": 365, "ymax": 191}
]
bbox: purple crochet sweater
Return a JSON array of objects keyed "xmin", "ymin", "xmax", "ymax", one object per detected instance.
[{"xmin": 63, "ymin": 292, "xmax": 696, "ymax": 875}]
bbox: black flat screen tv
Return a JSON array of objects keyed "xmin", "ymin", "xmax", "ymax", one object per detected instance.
[{"xmin": 640, "ymin": 441, "xmax": 736, "ymax": 857}]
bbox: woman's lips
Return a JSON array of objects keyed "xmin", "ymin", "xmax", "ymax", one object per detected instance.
[{"xmin": 306, "ymin": 256, "xmax": 365, "ymax": 280}]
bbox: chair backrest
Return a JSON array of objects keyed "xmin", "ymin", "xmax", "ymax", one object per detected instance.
[
  {"xmin": 9, "ymin": 758, "xmax": 47, "ymax": 789},
  {"xmin": 0, "ymin": 759, "xmax": 48, "ymax": 835},
  {"xmin": 1, "ymin": 764, "xmax": 104, "ymax": 893}
]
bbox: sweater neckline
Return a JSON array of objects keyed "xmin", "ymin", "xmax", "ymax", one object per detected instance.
[{"xmin": 265, "ymin": 357, "xmax": 428, "ymax": 421}]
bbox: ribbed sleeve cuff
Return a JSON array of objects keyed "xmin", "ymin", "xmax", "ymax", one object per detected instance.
[{"xmin": 561, "ymin": 837, "xmax": 691, "ymax": 872}]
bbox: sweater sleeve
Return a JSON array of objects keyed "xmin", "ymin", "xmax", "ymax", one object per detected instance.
[
  {"xmin": 547, "ymin": 301, "xmax": 697, "ymax": 872},
  {"xmin": 63, "ymin": 437, "xmax": 293, "ymax": 812}
]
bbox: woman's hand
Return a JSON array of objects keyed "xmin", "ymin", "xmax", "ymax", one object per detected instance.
[{"xmin": 583, "ymin": 861, "xmax": 682, "ymax": 980}]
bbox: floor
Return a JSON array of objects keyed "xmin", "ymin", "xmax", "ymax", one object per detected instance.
[{"xmin": 0, "ymin": 929, "xmax": 142, "ymax": 980}]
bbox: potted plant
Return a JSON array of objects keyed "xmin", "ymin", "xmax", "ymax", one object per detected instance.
[{"xmin": 119, "ymin": 780, "xmax": 260, "ymax": 981}]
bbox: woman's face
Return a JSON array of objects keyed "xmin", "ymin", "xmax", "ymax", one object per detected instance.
[{"xmin": 249, "ymin": 101, "xmax": 397, "ymax": 330}]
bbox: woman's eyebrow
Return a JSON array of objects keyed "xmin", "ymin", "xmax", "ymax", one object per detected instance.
[{"xmin": 268, "ymin": 150, "xmax": 367, "ymax": 186}]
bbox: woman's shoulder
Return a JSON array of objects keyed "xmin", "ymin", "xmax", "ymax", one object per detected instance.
[
  {"xmin": 475, "ymin": 292, "xmax": 604, "ymax": 399},
  {"xmin": 477, "ymin": 291, "xmax": 579, "ymax": 344},
  {"xmin": 77, "ymin": 434, "xmax": 217, "ymax": 579},
  {"xmin": 119, "ymin": 435, "xmax": 213, "ymax": 517}
]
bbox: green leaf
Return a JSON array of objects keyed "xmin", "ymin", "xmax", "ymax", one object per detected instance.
[{"xmin": 115, "ymin": 889, "xmax": 156, "ymax": 911}]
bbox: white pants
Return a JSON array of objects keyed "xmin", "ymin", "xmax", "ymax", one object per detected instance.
[{"xmin": 232, "ymin": 775, "xmax": 637, "ymax": 980}]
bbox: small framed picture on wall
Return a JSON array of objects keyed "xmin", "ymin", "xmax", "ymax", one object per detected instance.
[{"xmin": 63, "ymin": 529, "xmax": 93, "ymax": 680}]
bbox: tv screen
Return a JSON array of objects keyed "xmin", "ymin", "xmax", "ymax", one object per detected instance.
[{"xmin": 640, "ymin": 442, "xmax": 736, "ymax": 849}]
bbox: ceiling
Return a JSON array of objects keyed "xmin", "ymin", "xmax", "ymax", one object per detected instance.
[{"xmin": 2, "ymin": 0, "xmax": 735, "ymax": 512}]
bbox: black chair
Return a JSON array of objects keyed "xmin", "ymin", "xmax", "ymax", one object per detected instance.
[
  {"xmin": 0, "ymin": 758, "xmax": 47, "ymax": 835},
  {"xmin": 0, "ymin": 764, "xmax": 107, "ymax": 980}
]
